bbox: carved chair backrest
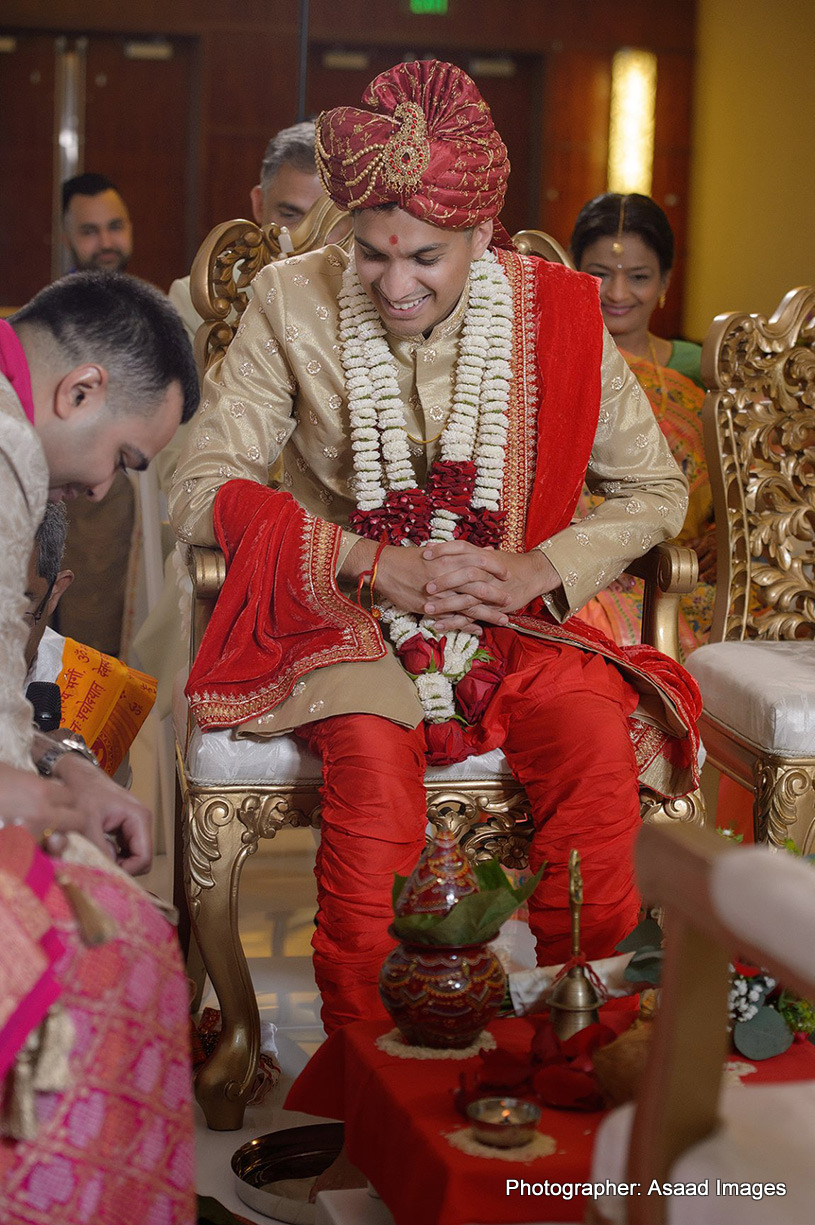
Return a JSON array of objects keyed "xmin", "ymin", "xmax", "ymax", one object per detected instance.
[
  {"xmin": 189, "ymin": 193, "xmax": 352, "ymax": 376},
  {"xmin": 701, "ymin": 286, "xmax": 815, "ymax": 643},
  {"xmin": 512, "ymin": 229, "xmax": 574, "ymax": 268}
]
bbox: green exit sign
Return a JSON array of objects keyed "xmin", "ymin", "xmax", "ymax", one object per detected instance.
[{"xmin": 410, "ymin": 0, "xmax": 449, "ymax": 13}]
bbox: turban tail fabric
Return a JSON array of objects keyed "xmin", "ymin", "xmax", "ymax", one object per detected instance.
[{"xmin": 316, "ymin": 59, "xmax": 511, "ymax": 242}]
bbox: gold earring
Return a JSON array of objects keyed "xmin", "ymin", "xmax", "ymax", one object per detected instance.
[{"xmin": 659, "ymin": 292, "xmax": 667, "ymax": 309}]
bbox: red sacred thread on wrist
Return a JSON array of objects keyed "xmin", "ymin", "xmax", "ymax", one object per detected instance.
[{"xmin": 356, "ymin": 537, "xmax": 387, "ymax": 619}]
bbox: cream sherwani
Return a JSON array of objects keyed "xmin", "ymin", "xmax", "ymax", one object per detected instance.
[{"xmin": 169, "ymin": 245, "xmax": 688, "ymax": 732}]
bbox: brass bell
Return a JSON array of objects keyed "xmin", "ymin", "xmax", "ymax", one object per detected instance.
[{"xmin": 547, "ymin": 849, "xmax": 601, "ymax": 1041}]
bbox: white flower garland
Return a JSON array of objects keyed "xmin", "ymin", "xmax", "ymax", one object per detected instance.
[{"xmin": 338, "ymin": 250, "xmax": 514, "ymax": 722}]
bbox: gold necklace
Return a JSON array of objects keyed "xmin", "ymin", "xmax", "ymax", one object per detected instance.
[
  {"xmin": 647, "ymin": 334, "xmax": 668, "ymax": 415},
  {"xmin": 406, "ymin": 427, "xmax": 445, "ymax": 446}
]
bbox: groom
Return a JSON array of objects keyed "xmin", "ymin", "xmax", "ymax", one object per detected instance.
[{"xmin": 170, "ymin": 59, "xmax": 698, "ymax": 1034}]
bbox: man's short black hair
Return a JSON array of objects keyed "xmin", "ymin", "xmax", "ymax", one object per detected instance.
[
  {"xmin": 62, "ymin": 173, "xmax": 122, "ymax": 217},
  {"xmin": 12, "ymin": 272, "xmax": 200, "ymax": 424}
]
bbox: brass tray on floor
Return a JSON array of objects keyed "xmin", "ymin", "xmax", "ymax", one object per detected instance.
[{"xmin": 232, "ymin": 1123, "xmax": 344, "ymax": 1223}]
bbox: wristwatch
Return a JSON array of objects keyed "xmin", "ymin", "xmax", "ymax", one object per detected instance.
[{"xmin": 36, "ymin": 731, "xmax": 99, "ymax": 777}]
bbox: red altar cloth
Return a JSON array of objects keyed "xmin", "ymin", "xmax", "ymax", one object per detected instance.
[{"xmin": 285, "ymin": 1016, "xmax": 815, "ymax": 1225}]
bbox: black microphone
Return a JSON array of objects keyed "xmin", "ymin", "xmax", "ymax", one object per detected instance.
[{"xmin": 26, "ymin": 681, "xmax": 62, "ymax": 732}]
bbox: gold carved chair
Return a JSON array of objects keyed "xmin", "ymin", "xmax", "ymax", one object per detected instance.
[
  {"xmin": 684, "ymin": 287, "xmax": 815, "ymax": 850},
  {"xmin": 512, "ymin": 228, "xmax": 574, "ymax": 267},
  {"xmin": 189, "ymin": 194, "xmax": 353, "ymax": 373},
  {"xmin": 589, "ymin": 821, "xmax": 815, "ymax": 1225},
  {"xmin": 176, "ymin": 222, "xmax": 704, "ymax": 1129}
]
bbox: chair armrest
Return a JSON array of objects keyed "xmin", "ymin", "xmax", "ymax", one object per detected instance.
[
  {"xmin": 188, "ymin": 545, "xmax": 227, "ymax": 662},
  {"xmin": 191, "ymin": 544, "xmax": 227, "ymax": 597},
  {"xmin": 625, "ymin": 541, "xmax": 698, "ymax": 661},
  {"xmin": 625, "ymin": 541, "xmax": 698, "ymax": 593}
]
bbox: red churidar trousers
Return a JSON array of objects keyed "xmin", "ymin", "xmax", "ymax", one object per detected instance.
[{"xmin": 296, "ymin": 629, "xmax": 642, "ymax": 1034}]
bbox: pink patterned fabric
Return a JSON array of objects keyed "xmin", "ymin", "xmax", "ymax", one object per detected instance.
[
  {"xmin": 0, "ymin": 828, "xmax": 195, "ymax": 1225},
  {"xmin": 0, "ymin": 321, "xmax": 35, "ymax": 424},
  {"xmin": 0, "ymin": 833, "xmax": 65, "ymax": 1084}
]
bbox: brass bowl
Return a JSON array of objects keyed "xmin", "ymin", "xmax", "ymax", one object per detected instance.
[
  {"xmin": 231, "ymin": 1123, "xmax": 344, "ymax": 1222},
  {"xmin": 465, "ymin": 1096, "xmax": 542, "ymax": 1148}
]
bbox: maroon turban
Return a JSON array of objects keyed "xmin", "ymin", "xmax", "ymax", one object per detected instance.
[{"xmin": 315, "ymin": 60, "xmax": 510, "ymax": 235}]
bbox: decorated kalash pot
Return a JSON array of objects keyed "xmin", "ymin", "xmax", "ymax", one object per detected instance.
[{"xmin": 378, "ymin": 829, "xmax": 541, "ymax": 1048}]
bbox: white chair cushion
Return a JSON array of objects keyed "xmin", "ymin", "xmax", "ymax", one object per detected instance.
[
  {"xmin": 173, "ymin": 675, "xmax": 514, "ymax": 787},
  {"xmin": 591, "ymin": 1080, "xmax": 815, "ymax": 1223},
  {"xmin": 685, "ymin": 641, "xmax": 815, "ymax": 755}
]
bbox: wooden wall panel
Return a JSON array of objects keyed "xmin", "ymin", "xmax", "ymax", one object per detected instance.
[
  {"xmin": 197, "ymin": 28, "xmax": 301, "ymax": 241},
  {"xmin": 202, "ymin": 134, "xmax": 270, "ymax": 233},
  {"xmin": 0, "ymin": 34, "xmax": 57, "ymax": 303},
  {"xmin": 3, "ymin": 0, "xmax": 695, "ymax": 51},
  {"xmin": 307, "ymin": 0, "xmax": 696, "ymax": 52},
  {"xmin": 1, "ymin": 0, "xmax": 696, "ymax": 320},
  {"xmin": 82, "ymin": 37, "xmax": 194, "ymax": 289},
  {"xmin": 1, "ymin": 1, "xmax": 300, "ymax": 38},
  {"xmin": 537, "ymin": 48, "xmax": 612, "ymax": 247},
  {"xmin": 468, "ymin": 59, "xmax": 542, "ymax": 236},
  {"xmin": 649, "ymin": 51, "xmax": 695, "ymax": 338}
]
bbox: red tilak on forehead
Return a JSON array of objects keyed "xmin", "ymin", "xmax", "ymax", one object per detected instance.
[{"xmin": 389, "ymin": 235, "xmax": 399, "ymax": 245}]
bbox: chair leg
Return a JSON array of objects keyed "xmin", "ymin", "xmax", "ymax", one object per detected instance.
[
  {"xmin": 639, "ymin": 789, "xmax": 706, "ymax": 927},
  {"xmin": 184, "ymin": 790, "xmax": 261, "ymax": 1130},
  {"xmin": 173, "ymin": 767, "xmax": 192, "ymax": 958},
  {"xmin": 754, "ymin": 760, "xmax": 815, "ymax": 851},
  {"xmin": 186, "ymin": 930, "xmax": 207, "ymax": 1015}
]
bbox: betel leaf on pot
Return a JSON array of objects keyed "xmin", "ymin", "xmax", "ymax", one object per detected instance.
[
  {"xmin": 733, "ymin": 1005, "xmax": 794, "ymax": 1060},
  {"xmin": 615, "ymin": 915, "xmax": 663, "ymax": 954},
  {"xmin": 392, "ymin": 890, "xmax": 515, "ymax": 945},
  {"xmin": 391, "ymin": 863, "xmax": 543, "ymax": 946},
  {"xmin": 472, "ymin": 858, "xmax": 521, "ymax": 892},
  {"xmin": 392, "ymin": 873, "xmax": 409, "ymax": 909},
  {"xmin": 623, "ymin": 949, "xmax": 664, "ymax": 986}
]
